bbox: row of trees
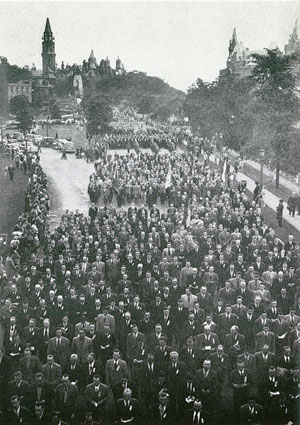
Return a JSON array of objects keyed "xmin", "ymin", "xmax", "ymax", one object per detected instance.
[
  {"xmin": 9, "ymin": 95, "xmax": 61, "ymax": 133},
  {"xmin": 184, "ymin": 49, "xmax": 300, "ymax": 176}
]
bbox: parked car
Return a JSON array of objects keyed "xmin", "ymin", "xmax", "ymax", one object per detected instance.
[
  {"xmin": 58, "ymin": 139, "xmax": 75, "ymax": 153},
  {"xmin": 52, "ymin": 141, "xmax": 61, "ymax": 150},
  {"xmin": 6, "ymin": 120, "xmax": 20, "ymax": 129},
  {"xmin": 41, "ymin": 136, "xmax": 55, "ymax": 147},
  {"xmin": 19, "ymin": 141, "xmax": 38, "ymax": 153},
  {"xmin": 33, "ymin": 135, "xmax": 43, "ymax": 144}
]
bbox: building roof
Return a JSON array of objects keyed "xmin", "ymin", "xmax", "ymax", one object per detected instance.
[{"xmin": 44, "ymin": 18, "xmax": 52, "ymax": 35}]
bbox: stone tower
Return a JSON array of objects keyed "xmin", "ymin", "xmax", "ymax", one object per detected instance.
[
  {"xmin": 88, "ymin": 49, "xmax": 97, "ymax": 76},
  {"xmin": 42, "ymin": 18, "xmax": 56, "ymax": 76}
]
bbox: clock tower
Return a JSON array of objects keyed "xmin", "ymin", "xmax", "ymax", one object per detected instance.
[{"xmin": 42, "ymin": 18, "xmax": 56, "ymax": 77}]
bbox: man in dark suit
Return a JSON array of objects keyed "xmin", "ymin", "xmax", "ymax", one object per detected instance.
[
  {"xmin": 218, "ymin": 281, "xmax": 236, "ymax": 306},
  {"xmin": 255, "ymin": 344, "xmax": 276, "ymax": 387},
  {"xmin": 105, "ymin": 349, "xmax": 128, "ymax": 393},
  {"xmin": 238, "ymin": 347, "xmax": 256, "ymax": 378},
  {"xmin": 105, "ymin": 253, "xmax": 120, "ymax": 286},
  {"xmin": 184, "ymin": 399, "xmax": 210, "ymax": 425},
  {"xmin": 126, "ymin": 324, "xmax": 146, "ymax": 364},
  {"xmin": 238, "ymin": 305, "xmax": 256, "ymax": 349},
  {"xmin": 166, "ymin": 351, "xmax": 186, "ymax": 405},
  {"xmin": 5, "ymin": 395, "xmax": 31, "ymax": 425},
  {"xmin": 0, "ymin": 347, "xmax": 11, "ymax": 406},
  {"xmin": 276, "ymin": 345, "xmax": 296, "ymax": 373},
  {"xmin": 99, "ymin": 324, "xmax": 116, "ymax": 366},
  {"xmin": 254, "ymin": 312, "xmax": 272, "ymax": 335},
  {"xmin": 260, "ymin": 365, "xmax": 285, "ymax": 408},
  {"xmin": 154, "ymin": 336, "xmax": 172, "ymax": 372},
  {"xmin": 179, "ymin": 337, "xmax": 200, "ymax": 373},
  {"xmin": 41, "ymin": 354, "xmax": 62, "ymax": 387},
  {"xmin": 230, "ymin": 360, "xmax": 252, "ymax": 418},
  {"xmin": 150, "ymin": 390, "xmax": 175, "ymax": 424},
  {"xmin": 18, "ymin": 345, "xmax": 42, "ymax": 384},
  {"xmin": 217, "ymin": 306, "xmax": 239, "ymax": 343},
  {"xmin": 47, "ymin": 328, "xmax": 70, "ymax": 369},
  {"xmin": 196, "ymin": 286, "xmax": 214, "ymax": 316},
  {"xmin": 29, "ymin": 372, "xmax": 53, "ymax": 412},
  {"xmin": 22, "ymin": 318, "xmax": 40, "ymax": 353},
  {"xmin": 54, "ymin": 374, "xmax": 78, "ymax": 421},
  {"xmin": 7, "ymin": 371, "xmax": 30, "ymax": 409},
  {"xmin": 115, "ymin": 388, "xmax": 141, "ymax": 425},
  {"xmin": 210, "ymin": 344, "xmax": 230, "ymax": 388},
  {"xmin": 31, "ymin": 402, "xmax": 51, "ymax": 425},
  {"xmin": 224, "ymin": 325, "xmax": 246, "ymax": 367},
  {"xmin": 71, "ymin": 329, "xmax": 93, "ymax": 364},
  {"xmin": 235, "ymin": 280, "xmax": 253, "ymax": 306},
  {"xmin": 194, "ymin": 326, "xmax": 219, "ymax": 361},
  {"xmin": 63, "ymin": 353, "xmax": 82, "ymax": 389},
  {"xmin": 239, "ymin": 398, "xmax": 264, "ymax": 425},
  {"xmin": 85, "ymin": 374, "xmax": 113, "ymax": 423},
  {"xmin": 255, "ymin": 324, "xmax": 276, "ymax": 353},
  {"xmin": 81, "ymin": 352, "xmax": 102, "ymax": 388},
  {"xmin": 193, "ymin": 359, "xmax": 221, "ymax": 414}
]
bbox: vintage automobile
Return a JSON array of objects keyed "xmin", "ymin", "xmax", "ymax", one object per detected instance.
[
  {"xmin": 58, "ymin": 139, "xmax": 75, "ymax": 153},
  {"xmin": 41, "ymin": 136, "xmax": 55, "ymax": 147}
]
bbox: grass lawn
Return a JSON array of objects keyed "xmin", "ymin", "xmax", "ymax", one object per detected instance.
[
  {"xmin": 0, "ymin": 155, "xmax": 28, "ymax": 240},
  {"xmin": 242, "ymin": 163, "xmax": 294, "ymax": 203},
  {"xmin": 261, "ymin": 203, "xmax": 300, "ymax": 242}
]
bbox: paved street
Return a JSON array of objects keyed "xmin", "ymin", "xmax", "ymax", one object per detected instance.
[{"xmin": 40, "ymin": 148, "xmax": 94, "ymax": 228}]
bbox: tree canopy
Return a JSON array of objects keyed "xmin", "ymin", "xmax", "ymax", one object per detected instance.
[
  {"xmin": 82, "ymin": 92, "xmax": 113, "ymax": 137},
  {"xmin": 10, "ymin": 95, "xmax": 32, "ymax": 133},
  {"xmin": 184, "ymin": 48, "xmax": 300, "ymax": 174}
]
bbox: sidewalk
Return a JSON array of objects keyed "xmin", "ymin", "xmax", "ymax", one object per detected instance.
[
  {"xmin": 229, "ymin": 149, "xmax": 300, "ymax": 194},
  {"xmin": 235, "ymin": 169, "xmax": 300, "ymax": 233},
  {"xmin": 212, "ymin": 152, "xmax": 300, "ymax": 235}
]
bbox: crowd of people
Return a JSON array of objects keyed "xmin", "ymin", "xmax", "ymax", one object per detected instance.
[
  {"xmin": 87, "ymin": 150, "xmax": 219, "ymax": 211},
  {"xmin": 1, "ymin": 140, "xmax": 300, "ymax": 425}
]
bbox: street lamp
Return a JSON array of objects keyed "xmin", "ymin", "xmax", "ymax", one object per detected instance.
[{"xmin": 259, "ymin": 148, "xmax": 265, "ymax": 187}]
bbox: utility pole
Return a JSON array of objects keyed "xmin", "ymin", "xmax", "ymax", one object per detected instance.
[
  {"xmin": 259, "ymin": 148, "xmax": 265, "ymax": 187},
  {"xmin": 275, "ymin": 157, "xmax": 280, "ymax": 189}
]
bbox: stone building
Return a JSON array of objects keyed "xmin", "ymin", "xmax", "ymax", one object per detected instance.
[
  {"xmin": 219, "ymin": 28, "xmax": 265, "ymax": 84},
  {"xmin": 7, "ymin": 79, "xmax": 32, "ymax": 103}
]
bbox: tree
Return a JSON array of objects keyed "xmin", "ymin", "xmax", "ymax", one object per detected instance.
[
  {"xmin": 250, "ymin": 49, "xmax": 300, "ymax": 186},
  {"xmin": 10, "ymin": 95, "xmax": 32, "ymax": 133},
  {"xmin": 82, "ymin": 92, "xmax": 113, "ymax": 138},
  {"xmin": 49, "ymin": 97, "xmax": 62, "ymax": 119},
  {"xmin": 183, "ymin": 78, "xmax": 220, "ymax": 138}
]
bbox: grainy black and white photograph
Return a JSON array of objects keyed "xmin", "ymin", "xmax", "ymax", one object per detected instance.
[{"xmin": 1, "ymin": 1, "xmax": 300, "ymax": 424}]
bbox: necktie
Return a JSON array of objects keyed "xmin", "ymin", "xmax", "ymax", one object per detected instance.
[
  {"xmin": 114, "ymin": 361, "xmax": 118, "ymax": 370},
  {"xmin": 64, "ymin": 387, "xmax": 68, "ymax": 403}
]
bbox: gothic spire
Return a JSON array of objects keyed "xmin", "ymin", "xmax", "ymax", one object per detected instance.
[
  {"xmin": 89, "ymin": 49, "xmax": 95, "ymax": 60},
  {"xmin": 45, "ymin": 18, "xmax": 52, "ymax": 32},
  {"xmin": 229, "ymin": 28, "xmax": 237, "ymax": 56},
  {"xmin": 291, "ymin": 19, "xmax": 298, "ymax": 42},
  {"xmin": 43, "ymin": 18, "xmax": 54, "ymax": 41}
]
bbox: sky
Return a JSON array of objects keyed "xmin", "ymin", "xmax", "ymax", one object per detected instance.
[{"xmin": 1, "ymin": 1, "xmax": 300, "ymax": 91}]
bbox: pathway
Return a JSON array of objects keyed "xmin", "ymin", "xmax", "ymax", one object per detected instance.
[
  {"xmin": 229, "ymin": 149, "xmax": 300, "ymax": 193},
  {"xmin": 235, "ymin": 169, "xmax": 300, "ymax": 232},
  {"xmin": 40, "ymin": 148, "xmax": 94, "ymax": 228},
  {"xmin": 212, "ymin": 152, "xmax": 300, "ymax": 234}
]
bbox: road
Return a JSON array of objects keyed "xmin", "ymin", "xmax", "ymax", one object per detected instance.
[{"xmin": 40, "ymin": 148, "xmax": 94, "ymax": 229}]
